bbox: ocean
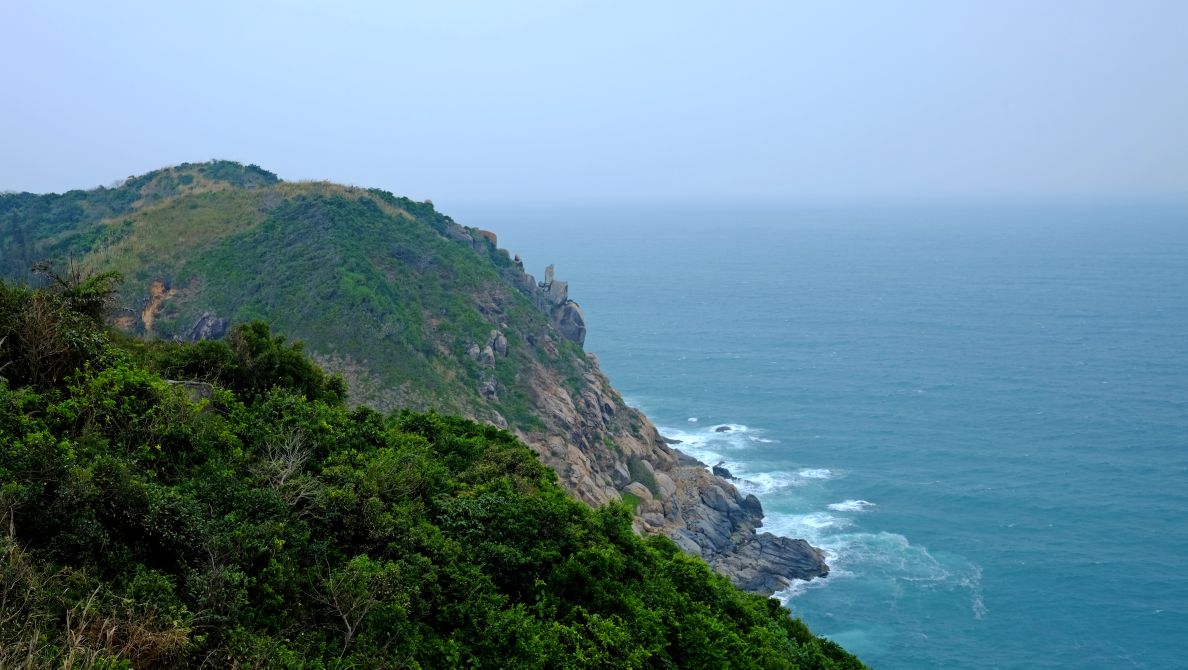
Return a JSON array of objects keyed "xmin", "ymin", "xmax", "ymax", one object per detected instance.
[{"xmin": 449, "ymin": 201, "xmax": 1188, "ymax": 669}]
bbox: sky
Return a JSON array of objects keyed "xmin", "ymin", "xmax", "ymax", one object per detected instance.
[{"xmin": 2, "ymin": 1, "xmax": 1187, "ymax": 204}]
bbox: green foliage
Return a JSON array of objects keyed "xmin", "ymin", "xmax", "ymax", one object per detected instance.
[
  {"xmin": 148, "ymin": 321, "xmax": 346, "ymax": 404},
  {"xmin": 603, "ymin": 434, "xmax": 622, "ymax": 455},
  {"xmin": 621, "ymin": 491, "xmax": 644, "ymax": 511},
  {"xmin": 0, "ymin": 290, "xmax": 864, "ymax": 669},
  {"xmin": 628, "ymin": 457, "xmax": 662, "ymax": 499},
  {"xmin": 32, "ymin": 259, "xmax": 122, "ymax": 324},
  {"xmin": 0, "ymin": 161, "xmax": 279, "ymax": 279},
  {"xmin": 0, "ymin": 279, "xmax": 113, "ymax": 389}
]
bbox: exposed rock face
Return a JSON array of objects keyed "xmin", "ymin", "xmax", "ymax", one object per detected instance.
[
  {"xmin": 188, "ymin": 311, "xmax": 228, "ymax": 341},
  {"xmin": 472, "ymin": 228, "xmax": 498, "ymax": 246},
  {"xmin": 509, "ymin": 350, "xmax": 828, "ymax": 595},
  {"xmin": 140, "ymin": 279, "xmax": 176, "ymax": 337},
  {"xmin": 489, "ymin": 330, "xmax": 508, "ymax": 357},
  {"xmin": 712, "ymin": 534, "xmax": 828, "ymax": 594},
  {"xmin": 551, "ymin": 302, "xmax": 586, "ymax": 347}
]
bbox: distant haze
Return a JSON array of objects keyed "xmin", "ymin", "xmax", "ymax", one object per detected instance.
[{"xmin": 3, "ymin": 1, "xmax": 1187, "ymax": 204}]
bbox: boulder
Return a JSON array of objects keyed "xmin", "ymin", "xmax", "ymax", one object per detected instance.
[
  {"xmin": 710, "ymin": 533, "xmax": 829, "ymax": 595},
  {"xmin": 478, "ymin": 377, "xmax": 498, "ymax": 401},
  {"xmin": 187, "ymin": 312, "xmax": 227, "ymax": 341},
  {"xmin": 653, "ymin": 471, "xmax": 677, "ymax": 499},
  {"xmin": 701, "ymin": 485, "xmax": 742, "ymax": 516},
  {"xmin": 668, "ymin": 530, "xmax": 704, "ymax": 556},
  {"xmin": 551, "ymin": 302, "xmax": 586, "ymax": 347},
  {"xmin": 623, "ymin": 482, "xmax": 654, "ymax": 502},
  {"xmin": 488, "ymin": 330, "xmax": 508, "ymax": 357},
  {"xmin": 642, "ymin": 512, "xmax": 666, "ymax": 527},
  {"xmin": 613, "ymin": 461, "xmax": 631, "ymax": 483},
  {"xmin": 548, "ymin": 280, "xmax": 569, "ymax": 304},
  {"xmin": 692, "ymin": 519, "xmax": 732, "ymax": 552},
  {"xmin": 742, "ymin": 494, "xmax": 764, "ymax": 518}
]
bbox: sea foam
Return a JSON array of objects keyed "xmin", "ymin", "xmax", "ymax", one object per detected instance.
[
  {"xmin": 732, "ymin": 471, "xmax": 800, "ymax": 495},
  {"xmin": 828, "ymin": 499, "xmax": 876, "ymax": 512},
  {"xmin": 798, "ymin": 468, "xmax": 834, "ymax": 480}
]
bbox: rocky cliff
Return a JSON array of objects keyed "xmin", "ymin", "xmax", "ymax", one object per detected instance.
[{"xmin": 489, "ymin": 257, "xmax": 829, "ymax": 594}]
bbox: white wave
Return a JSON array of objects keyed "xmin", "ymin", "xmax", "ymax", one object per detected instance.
[
  {"xmin": 763, "ymin": 511, "xmax": 852, "ymax": 539},
  {"xmin": 658, "ymin": 420, "xmax": 764, "ymax": 464},
  {"xmin": 687, "ymin": 417, "xmax": 698, "ymax": 422},
  {"xmin": 658, "ymin": 427, "xmax": 724, "ymax": 465},
  {"xmin": 960, "ymin": 565, "xmax": 988, "ymax": 619},
  {"xmin": 660, "ymin": 427, "xmax": 707, "ymax": 448},
  {"xmin": 827, "ymin": 499, "xmax": 876, "ymax": 512},
  {"xmin": 775, "ymin": 576, "xmax": 833, "ymax": 601},
  {"xmin": 763, "ymin": 508, "xmax": 986, "ymax": 610},
  {"xmin": 797, "ymin": 468, "xmax": 834, "ymax": 480},
  {"xmin": 732, "ymin": 471, "xmax": 801, "ymax": 495}
]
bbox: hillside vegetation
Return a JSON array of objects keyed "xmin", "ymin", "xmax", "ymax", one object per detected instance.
[
  {"xmin": 1, "ymin": 160, "xmax": 838, "ymax": 612},
  {"xmin": 1, "ymin": 161, "xmax": 557, "ymax": 423},
  {"xmin": 0, "ymin": 277, "xmax": 864, "ymax": 669}
]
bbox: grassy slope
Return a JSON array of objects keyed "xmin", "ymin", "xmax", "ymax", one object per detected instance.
[{"xmin": 1, "ymin": 162, "xmax": 582, "ymax": 426}]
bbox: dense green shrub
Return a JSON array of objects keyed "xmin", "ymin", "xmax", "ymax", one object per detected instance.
[
  {"xmin": 0, "ymin": 283, "xmax": 864, "ymax": 669},
  {"xmin": 147, "ymin": 320, "xmax": 347, "ymax": 404}
]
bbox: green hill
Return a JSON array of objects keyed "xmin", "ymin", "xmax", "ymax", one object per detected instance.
[{"xmin": 4, "ymin": 161, "xmax": 558, "ymax": 422}]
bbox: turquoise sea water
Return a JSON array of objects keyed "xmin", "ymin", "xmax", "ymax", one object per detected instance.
[{"xmin": 452, "ymin": 202, "xmax": 1188, "ymax": 669}]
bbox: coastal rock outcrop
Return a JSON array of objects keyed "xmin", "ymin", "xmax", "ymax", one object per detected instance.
[
  {"xmin": 505, "ymin": 343, "xmax": 828, "ymax": 594},
  {"xmin": 551, "ymin": 301, "xmax": 586, "ymax": 346},
  {"xmin": 712, "ymin": 534, "xmax": 829, "ymax": 594},
  {"xmin": 478, "ymin": 256, "xmax": 831, "ymax": 595}
]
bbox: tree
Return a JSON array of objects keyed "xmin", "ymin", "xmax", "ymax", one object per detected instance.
[
  {"xmin": 31, "ymin": 259, "xmax": 121, "ymax": 324},
  {"xmin": 320, "ymin": 555, "xmax": 404, "ymax": 654}
]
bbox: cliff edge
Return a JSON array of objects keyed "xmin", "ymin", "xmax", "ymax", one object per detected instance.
[{"xmin": 499, "ymin": 261, "xmax": 829, "ymax": 594}]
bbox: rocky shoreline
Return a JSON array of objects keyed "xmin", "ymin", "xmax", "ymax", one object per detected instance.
[{"xmin": 507, "ymin": 341, "xmax": 829, "ymax": 596}]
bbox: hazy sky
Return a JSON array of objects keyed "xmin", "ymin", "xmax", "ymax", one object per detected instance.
[{"xmin": 3, "ymin": 1, "xmax": 1187, "ymax": 203}]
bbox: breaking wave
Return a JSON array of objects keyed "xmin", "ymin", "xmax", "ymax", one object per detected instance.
[{"xmin": 828, "ymin": 499, "xmax": 876, "ymax": 512}]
